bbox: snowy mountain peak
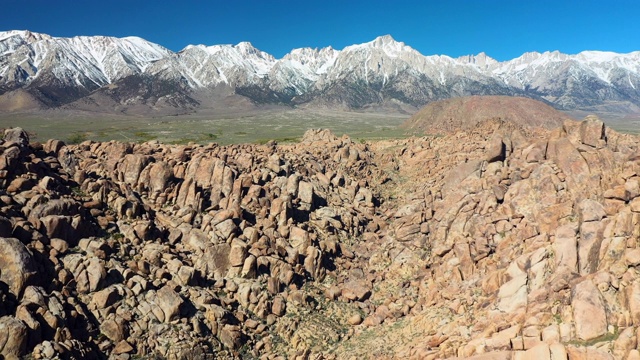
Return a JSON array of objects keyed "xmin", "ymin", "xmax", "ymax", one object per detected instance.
[
  {"xmin": 363, "ymin": 34, "xmax": 415, "ymax": 58},
  {"xmin": 576, "ymin": 50, "xmax": 636, "ymax": 63},
  {"xmin": 0, "ymin": 30, "xmax": 52, "ymax": 43},
  {"xmin": 374, "ymin": 34, "xmax": 399, "ymax": 45},
  {"xmin": 457, "ymin": 52, "xmax": 499, "ymax": 68},
  {"xmin": 283, "ymin": 46, "xmax": 339, "ymax": 69},
  {"xmin": 342, "ymin": 34, "xmax": 416, "ymax": 58},
  {"xmin": 236, "ymin": 41, "xmax": 257, "ymax": 53},
  {"xmin": 289, "ymin": 46, "xmax": 339, "ymax": 58},
  {"xmin": 235, "ymin": 41, "xmax": 275, "ymax": 62},
  {"xmin": 2, "ymin": 30, "xmax": 640, "ymax": 113}
]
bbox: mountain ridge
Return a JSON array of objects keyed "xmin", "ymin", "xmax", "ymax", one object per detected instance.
[{"xmin": 1, "ymin": 30, "xmax": 640, "ymax": 115}]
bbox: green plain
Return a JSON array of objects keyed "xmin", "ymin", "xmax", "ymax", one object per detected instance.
[{"xmin": 0, "ymin": 110, "xmax": 415, "ymax": 145}]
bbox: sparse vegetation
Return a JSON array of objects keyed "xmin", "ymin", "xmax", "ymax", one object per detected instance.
[
  {"xmin": 568, "ymin": 326, "xmax": 620, "ymax": 347},
  {"xmin": 67, "ymin": 131, "xmax": 88, "ymax": 144},
  {"xmin": 255, "ymin": 136, "xmax": 300, "ymax": 145},
  {"xmin": 134, "ymin": 131, "xmax": 157, "ymax": 142},
  {"xmin": 0, "ymin": 110, "xmax": 410, "ymax": 145}
]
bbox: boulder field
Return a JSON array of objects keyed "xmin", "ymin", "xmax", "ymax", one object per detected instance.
[{"xmin": 0, "ymin": 116, "xmax": 639, "ymax": 360}]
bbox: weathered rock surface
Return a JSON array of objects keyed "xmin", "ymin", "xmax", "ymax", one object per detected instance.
[
  {"xmin": 0, "ymin": 117, "xmax": 639, "ymax": 359},
  {"xmin": 0, "ymin": 237, "xmax": 37, "ymax": 297}
]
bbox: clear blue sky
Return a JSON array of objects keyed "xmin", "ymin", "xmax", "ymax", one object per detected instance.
[{"xmin": 3, "ymin": 0, "xmax": 639, "ymax": 61}]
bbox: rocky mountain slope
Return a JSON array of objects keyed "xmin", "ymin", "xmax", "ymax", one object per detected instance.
[
  {"xmin": 402, "ymin": 96, "xmax": 577, "ymax": 135},
  {"xmin": 2, "ymin": 30, "xmax": 640, "ymax": 114},
  {"xmin": 1, "ymin": 112, "xmax": 640, "ymax": 359}
]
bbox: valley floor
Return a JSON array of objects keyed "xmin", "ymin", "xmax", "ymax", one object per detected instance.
[
  {"xmin": 0, "ymin": 108, "xmax": 637, "ymax": 148},
  {"xmin": 0, "ymin": 109, "xmax": 412, "ymax": 145}
]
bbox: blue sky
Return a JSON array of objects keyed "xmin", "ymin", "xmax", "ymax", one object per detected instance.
[{"xmin": 3, "ymin": 0, "xmax": 639, "ymax": 61}]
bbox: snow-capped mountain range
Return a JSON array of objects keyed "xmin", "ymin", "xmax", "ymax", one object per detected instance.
[{"xmin": 1, "ymin": 30, "xmax": 640, "ymax": 114}]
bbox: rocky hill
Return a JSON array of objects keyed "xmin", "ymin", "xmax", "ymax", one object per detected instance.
[
  {"xmin": 1, "ymin": 116, "xmax": 640, "ymax": 359},
  {"xmin": 402, "ymin": 96, "xmax": 577, "ymax": 135},
  {"xmin": 2, "ymin": 30, "xmax": 640, "ymax": 114}
]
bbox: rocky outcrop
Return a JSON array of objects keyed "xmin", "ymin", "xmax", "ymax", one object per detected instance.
[
  {"xmin": 401, "ymin": 96, "xmax": 575, "ymax": 135},
  {"xmin": 0, "ymin": 116, "xmax": 639, "ymax": 359},
  {"xmin": 335, "ymin": 116, "xmax": 640, "ymax": 359}
]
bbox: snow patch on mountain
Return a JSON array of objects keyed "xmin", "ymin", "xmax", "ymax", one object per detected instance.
[{"xmin": 2, "ymin": 30, "xmax": 640, "ymax": 111}]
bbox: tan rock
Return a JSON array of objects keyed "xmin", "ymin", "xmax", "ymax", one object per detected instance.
[
  {"xmin": 627, "ymin": 281, "xmax": 640, "ymax": 325},
  {"xmin": 578, "ymin": 199, "xmax": 606, "ymax": 222},
  {"xmin": 86, "ymin": 257, "xmax": 106, "ymax": 292},
  {"xmin": 347, "ymin": 313, "xmax": 363, "ymax": 325},
  {"xmin": 118, "ymin": 154, "xmax": 150, "ymax": 185},
  {"xmin": 49, "ymin": 238, "xmax": 69, "ymax": 254},
  {"xmin": 396, "ymin": 224, "xmax": 421, "ymax": 241},
  {"xmin": 0, "ymin": 237, "xmax": 36, "ymax": 297},
  {"xmin": 553, "ymin": 225, "xmax": 578, "ymax": 272},
  {"xmin": 219, "ymin": 324, "xmax": 241, "ymax": 350},
  {"xmin": 215, "ymin": 219, "xmax": 237, "ymax": 239},
  {"xmin": 272, "ymin": 296, "xmax": 286, "ymax": 317},
  {"xmin": 625, "ymin": 249, "xmax": 640, "ymax": 267},
  {"xmin": 298, "ymin": 180, "xmax": 314, "ymax": 204},
  {"xmin": 241, "ymin": 255, "xmax": 256, "ymax": 278},
  {"xmin": 604, "ymin": 185, "xmax": 627, "ymax": 201},
  {"xmin": 485, "ymin": 136, "xmax": 506, "ymax": 163},
  {"xmin": 578, "ymin": 220, "xmax": 604, "ymax": 274},
  {"xmin": 613, "ymin": 326, "xmax": 637, "ymax": 359},
  {"xmin": 572, "ymin": 279, "xmax": 607, "ymax": 341},
  {"xmin": 100, "ymin": 318, "xmax": 125, "ymax": 342},
  {"xmin": 176, "ymin": 266, "xmax": 195, "ymax": 286},
  {"xmin": 0, "ymin": 316, "xmax": 27, "ymax": 358},
  {"xmin": 289, "ymin": 226, "xmax": 310, "ymax": 253},
  {"xmin": 90, "ymin": 286, "xmax": 120, "ymax": 309},
  {"xmin": 541, "ymin": 325, "xmax": 560, "ymax": 344},
  {"xmin": 549, "ymin": 343, "xmax": 568, "ymax": 360},
  {"xmin": 441, "ymin": 160, "xmax": 482, "ymax": 195},
  {"xmin": 21, "ymin": 286, "xmax": 46, "ymax": 307},
  {"xmin": 566, "ymin": 345, "xmax": 615, "ymax": 360},
  {"xmin": 546, "ymin": 137, "xmax": 590, "ymax": 195},
  {"xmin": 626, "ymin": 179, "xmax": 640, "ymax": 200},
  {"xmin": 341, "ymin": 280, "xmax": 371, "ymax": 301},
  {"xmin": 362, "ymin": 315, "xmax": 383, "ymax": 327},
  {"xmin": 463, "ymin": 351, "xmax": 512, "ymax": 360},
  {"xmin": 521, "ymin": 343, "xmax": 550, "ymax": 360},
  {"xmin": 579, "ymin": 116, "xmax": 605, "ymax": 147},
  {"xmin": 112, "ymin": 340, "xmax": 134, "ymax": 355},
  {"xmin": 148, "ymin": 161, "xmax": 173, "ymax": 194},
  {"xmin": 304, "ymin": 246, "xmax": 323, "ymax": 279},
  {"xmin": 156, "ymin": 286, "xmax": 183, "ymax": 322},
  {"xmin": 497, "ymin": 261, "xmax": 527, "ymax": 313},
  {"xmin": 228, "ymin": 242, "xmax": 247, "ymax": 267},
  {"xmin": 523, "ymin": 336, "xmax": 542, "ymax": 350}
]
